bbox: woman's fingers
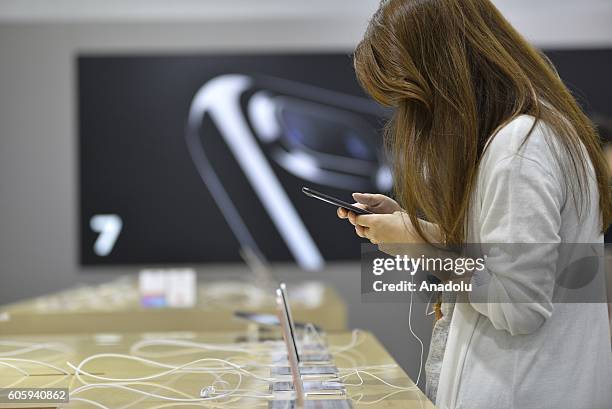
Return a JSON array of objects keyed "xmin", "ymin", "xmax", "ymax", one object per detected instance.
[
  {"xmin": 340, "ymin": 205, "xmax": 380, "ymax": 243},
  {"xmin": 339, "ymin": 205, "xmax": 365, "ymax": 220},
  {"xmin": 347, "ymin": 211, "xmax": 358, "ymax": 226},
  {"xmin": 349, "ymin": 212, "xmax": 381, "ymax": 227},
  {"xmin": 354, "ymin": 214, "xmax": 377, "ymax": 227},
  {"xmin": 355, "ymin": 224, "xmax": 368, "ymax": 238},
  {"xmin": 353, "ymin": 192, "xmax": 384, "ymax": 206},
  {"xmin": 343, "ymin": 210, "xmax": 378, "ymax": 242}
]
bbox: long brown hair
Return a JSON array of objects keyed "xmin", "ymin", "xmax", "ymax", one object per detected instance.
[{"xmin": 354, "ymin": 0, "xmax": 611, "ymax": 245}]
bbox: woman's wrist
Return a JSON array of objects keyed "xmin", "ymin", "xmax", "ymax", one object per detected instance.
[{"xmin": 403, "ymin": 215, "xmax": 443, "ymax": 244}]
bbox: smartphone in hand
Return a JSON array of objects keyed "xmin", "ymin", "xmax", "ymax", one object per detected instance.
[{"xmin": 302, "ymin": 187, "xmax": 373, "ymax": 215}]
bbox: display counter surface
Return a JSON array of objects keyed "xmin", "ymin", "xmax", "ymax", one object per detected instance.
[
  {"xmin": 0, "ymin": 330, "xmax": 434, "ymax": 409},
  {"xmin": 0, "ymin": 277, "xmax": 347, "ymax": 334}
]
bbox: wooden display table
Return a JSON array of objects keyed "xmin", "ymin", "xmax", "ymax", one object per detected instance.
[
  {"xmin": 0, "ymin": 277, "xmax": 347, "ymax": 334},
  {"xmin": 0, "ymin": 330, "xmax": 434, "ymax": 408}
]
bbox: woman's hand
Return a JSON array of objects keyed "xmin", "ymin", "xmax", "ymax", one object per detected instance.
[
  {"xmin": 352, "ymin": 211, "xmax": 422, "ymax": 244},
  {"xmin": 336, "ymin": 192, "xmax": 422, "ymax": 244},
  {"xmin": 337, "ymin": 193, "xmax": 402, "ymax": 219}
]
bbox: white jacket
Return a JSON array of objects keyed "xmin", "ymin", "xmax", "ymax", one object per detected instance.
[{"xmin": 436, "ymin": 115, "xmax": 612, "ymax": 409}]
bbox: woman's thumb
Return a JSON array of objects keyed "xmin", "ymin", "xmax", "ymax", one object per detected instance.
[{"xmin": 352, "ymin": 192, "xmax": 380, "ymax": 205}]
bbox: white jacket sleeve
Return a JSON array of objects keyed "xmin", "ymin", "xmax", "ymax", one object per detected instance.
[{"xmin": 468, "ymin": 152, "xmax": 564, "ymax": 335}]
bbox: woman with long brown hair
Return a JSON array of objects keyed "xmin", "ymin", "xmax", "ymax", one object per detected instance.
[{"xmin": 338, "ymin": 1, "xmax": 611, "ymax": 408}]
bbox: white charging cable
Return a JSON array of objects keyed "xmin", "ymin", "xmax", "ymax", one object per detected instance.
[
  {"xmin": 71, "ymin": 377, "xmax": 243, "ymax": 403},
  {"xmin": 70, "ymin": 397, "xmax": 112, "ymax": 409},
  {"xmin": 350, "ymin": 388, "xmax": 426, "ymax": 407},
  {"xmin": 408, "ymin": 275, "xmax": 424, "ymax": 386},
  {"xmin": 0, "ymin": 358, "xmax": 68, "ymax": 375},
  {"xmin": 67, "ymin": 354, "xmax": 276, "ymax": 384},
  {"xmin": 0, "ymin": 340, "xmax": 71, "ymax": 357},
  {"xmin": 129, "ymin": 339, "xmax": 263, "ymax": 358},
  {"xmin": 0, "ymin": 361, "xmax": 29, "ymax": 376},
  {"xmin": 328, "ymin": 330, "xmax": 363, "ymax": 354},
  {"xmin": 339, "ymin": 368, "xmax": 418, "ymax": 390}
]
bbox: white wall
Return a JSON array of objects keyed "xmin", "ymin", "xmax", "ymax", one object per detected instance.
[
  {"xmin": 495, "ymin": 0, "xmax": 612, "ymax": 48},
  {"xmin": 0, "ymin": 0, "xmax": 610, "ymax": 47}
]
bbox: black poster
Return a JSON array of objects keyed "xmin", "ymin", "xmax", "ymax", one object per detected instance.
[
  {"xmin": 545, "ymin": 49, "xmax": 612, "ymax": 242},
  {"xmin": 78, "ymin": 49, "xmax": 612, "ymax": 267},
  {"xmin": 78, "ymin": 54, "xmax": 390, "ymax": 268}
]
